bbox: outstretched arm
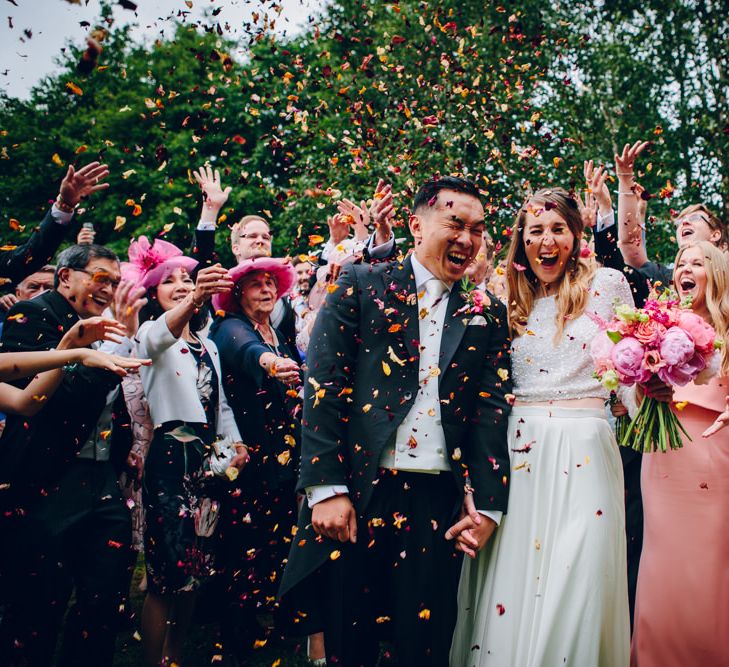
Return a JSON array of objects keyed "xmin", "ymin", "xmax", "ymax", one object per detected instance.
[
  {"xmin": 190, "ymin": 165, "xmax": 231, "ymax": 269},
  {"xmin": 0, "ymin": 161, "xmax": 110, "ymax": 283},
  {"xmin": 0, "ymin": 317, "xmax": 149, "ymax": 416},
  {"xmin": 615, "ymin": 141, "xmax": 650, "ymax": 269}
]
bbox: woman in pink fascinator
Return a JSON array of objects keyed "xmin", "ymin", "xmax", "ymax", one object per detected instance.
[{"xmin": 124, "ymin": 236, "xmax": 247, "ymax": 667}]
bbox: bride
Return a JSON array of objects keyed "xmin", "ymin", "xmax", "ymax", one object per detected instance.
[{"xmin": 450, "ymin": 188, "xmax": 631, "ymax": 666}]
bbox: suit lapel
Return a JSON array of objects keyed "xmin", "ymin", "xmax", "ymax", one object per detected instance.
[
  {"xmin": 439, "ymin": 280, "xmax": 468, "ymax": 376},
  {"xmin": 383, "ymin": 256, "xmax": 420, "ymax": 360}
]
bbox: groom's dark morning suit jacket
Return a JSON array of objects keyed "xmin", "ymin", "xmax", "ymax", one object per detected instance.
[{"xmin": 280, "ymin": 255, "xmax": 512, "ymax": 597}]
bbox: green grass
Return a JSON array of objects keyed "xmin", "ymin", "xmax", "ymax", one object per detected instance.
[{"xmin": 113, "ymin": 557, "xmax": 312, "ymax": 666}]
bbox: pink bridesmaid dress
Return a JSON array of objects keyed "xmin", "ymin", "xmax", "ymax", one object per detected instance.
[{"xmin": 631, "ymin": 374, "xmax": 729, "ymax": 666}]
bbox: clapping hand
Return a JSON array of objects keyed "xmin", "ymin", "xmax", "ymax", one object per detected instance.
[
  {"xmin": 327, "ymin": 214, "xmax": 349, "ymax": 246},
  {"xmin": 112, "ymin": 281, "xmax": 148, "ymax": 338},
  {"xmin": 369, "ymin": 179, "xmax": 395, "ymax": 246},
  {"xmin": 584, "ymin": 160, "xmax": 612, "ymax": 215},
  {"xmin": 58, "ymin": 161, "xmax": 110, "ymax": 207},
  {"xmin": 337, "ymin": 198, "xmax": 371, "ymax": 242},
  {"xmin": 575, "ymin": 189, "xmax": 598, "ymax": 230}
]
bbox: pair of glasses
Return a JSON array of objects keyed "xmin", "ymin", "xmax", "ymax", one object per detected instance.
[
  {"xmin": 72, "ymin": 268, "xmax": 121, "ymax": 289},
  {"xmin": 674, "ymin": 213, "xmax": 709, "ymax": 227},
  {"xmin": 241, "ymin": 233, "xmax": 272, "ymax": 242}
]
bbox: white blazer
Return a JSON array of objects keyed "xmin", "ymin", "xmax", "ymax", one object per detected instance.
[{"xmin": 135, "ymin": 315, "xmax": 241, "ymax": 442}]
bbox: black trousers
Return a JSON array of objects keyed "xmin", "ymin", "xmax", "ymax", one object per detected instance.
[
  {"xmin": 0, "ymin": 460, "xmax": 134, "ymax": 667},
  {"xmin": 621, "ymin": 447, "xmax": 643, "ymax": 629},
  {"xmin": 299, "ymin": 469, "xmax": 462, "ymax": 667},
  {"xmin": 213, "ymin": 478, "xmax": 298, "ymax": 657}
]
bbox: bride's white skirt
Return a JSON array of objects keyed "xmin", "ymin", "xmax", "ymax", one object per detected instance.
[{"xmin": 450, "ymin": 407, "xmax": 630, "ymax": 667}]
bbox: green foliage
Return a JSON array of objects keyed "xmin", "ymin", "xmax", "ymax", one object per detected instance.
[{"xmin": 0, "ymin": 0, "xmax": 726, "ymax": 267}]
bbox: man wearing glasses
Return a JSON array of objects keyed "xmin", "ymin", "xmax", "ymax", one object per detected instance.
[{"xmin": 0, "ymin": 244, "xmax": 138, "ymax": 667}]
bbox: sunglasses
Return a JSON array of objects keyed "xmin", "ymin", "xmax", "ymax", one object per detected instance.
[{"xmin": 71, "ymin": 268, "xmax": 121, "ymax": 289}]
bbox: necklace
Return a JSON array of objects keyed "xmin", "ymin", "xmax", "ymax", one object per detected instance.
[{"xmin": 186, "ymin": 335, "xmax": 203, "ymax": 353}]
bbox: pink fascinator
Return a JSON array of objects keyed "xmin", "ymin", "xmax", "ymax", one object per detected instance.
[{"xmin": 121, "ymin": 236, "xmax": 198, "ymax": 289}]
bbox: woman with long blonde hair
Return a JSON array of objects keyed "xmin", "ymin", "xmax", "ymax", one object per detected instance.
[
  {"xmin": 451, "ymin": 188, "xmax": 632, "ymax": 666},
  {"xmin": 631, "ymin": 241, "xmax": 729, "ymax": 667}
]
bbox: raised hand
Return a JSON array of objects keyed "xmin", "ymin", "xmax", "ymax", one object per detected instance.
[
  {"xmin": 575, "ymin": 189, "xmax": 598, "ymax": 230},
  {"xmin": 369, "ymin": 179, "xmax": 395, "ymax": 246},
  {"xmin": 614, "ymin": 141, "xmax": 650, "ymax": 183},
  {"xmin": 326, "ymin": 214, "xmax": 349, "ymax": 246},
  {"xmin": 59, "ymin": 316, "xmax": 128, "ymax": 349},
  {"xmin": 76, "ymin": 225, "xmax": 96, "ymax": 245},
  {"xmin": 192, "ymin": 264, "xmax": 234, "ymax": 304},
  {"xmin": 58, "ymin": 161, "xmax": 110, "ymax": 208},
  {"xmin": 76, "ymin": 349, "xmax": 151, "ymax": 377},
  {"xmin": 112, "ymin": 281, "xmax": 148, "ymax": 338},
  {"xmin": 337, "ymin": 198, "xmax": 370, "ymax": 242},
  {"xmin": 584, "ymin": 160, "xmax": 612, "ymax": 215},
  {"xmin": 193, "ymin": 165, "xmax": 232, "ymax": 218}
]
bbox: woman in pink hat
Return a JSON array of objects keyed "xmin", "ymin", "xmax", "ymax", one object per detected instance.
[
  {"xmin": 123, "ymin": 237, "xmax": 248, "ymax": 667},
  {"xmin": 208, "ymin": 256, "xmax": 302, "ymax": 660}
]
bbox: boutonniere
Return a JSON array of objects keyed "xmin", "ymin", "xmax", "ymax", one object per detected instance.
[{"xmin": 456, "ymin": 278, "xmax": 492, "ymax": 317}]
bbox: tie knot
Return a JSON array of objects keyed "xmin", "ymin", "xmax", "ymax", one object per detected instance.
[{"xmin": 425, "ymin": 278, "xmax": 446, "ymax": 300}]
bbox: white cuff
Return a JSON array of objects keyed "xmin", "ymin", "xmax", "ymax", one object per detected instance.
[
  {"xmin": 98, "ymin": 336, "xmax": 134, "ymax": 357},
  {"xmin": 196, "ymin": 220, "xmax": 216, "ymax": 231},
  {"xmin": 305, "ymin": 484, "xmax": 349, "ymax": 508},
  {"xmin": 51, "ymin": 204, "xmax": 74, "ymax": 225},
  {"xmin": 367, "ymin": 231, "xmax": 394, "ymax": 258},
  {"xmin": 320, "ymin": 240, "xmax": 336, "ymax": 263},
  {"xmin": 595, "ymin": 209, "xmax": 615, "ymax": 233},
  {"xmin": 477, "ymin": 509, "xmax": 502, "ymax": 526}
]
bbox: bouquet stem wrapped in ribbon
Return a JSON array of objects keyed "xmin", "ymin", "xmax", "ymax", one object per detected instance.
[{"xmin": 591, "ymin": 293, "xmax": 722, "ymax": 453}]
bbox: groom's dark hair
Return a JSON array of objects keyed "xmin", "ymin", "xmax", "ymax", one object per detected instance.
[{"xmin": 413, "ymin": 176, "xmax": 481, "ymax": 214}]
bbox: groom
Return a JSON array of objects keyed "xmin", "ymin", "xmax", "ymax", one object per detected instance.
[{"xmin": 280, "ymin": 176, "xmax": 512, "ymax": 666}]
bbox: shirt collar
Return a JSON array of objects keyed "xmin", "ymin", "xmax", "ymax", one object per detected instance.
[{"xmin": 410, "ymin": 253, "xmax": 453, "ymax": 292}]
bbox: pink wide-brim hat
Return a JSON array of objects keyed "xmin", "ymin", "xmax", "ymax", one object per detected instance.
[
  {"xmin": 120, "ymin": 236, "xmax": 198, "ymax": 289},
  {"xmin": 212, "ymin": 257, "xmax": 296, "ymax": 314}
]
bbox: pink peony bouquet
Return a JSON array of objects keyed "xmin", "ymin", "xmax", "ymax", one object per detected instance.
[{"xmin": 591, "ymin": 293, "xmax": 722, "ymax": 452}]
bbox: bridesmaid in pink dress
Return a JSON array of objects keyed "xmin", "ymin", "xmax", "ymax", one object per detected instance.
[{"xmin": 632, "ymin": 242, "xmax": 729, "ymax": 667}]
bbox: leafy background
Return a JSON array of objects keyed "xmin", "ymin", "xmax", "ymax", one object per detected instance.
[{"xmin": 1, "ymin": 0, "xmax": 727, "ymax": 267}]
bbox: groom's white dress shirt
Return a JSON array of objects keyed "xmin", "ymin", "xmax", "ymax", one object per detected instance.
[{"xmin": 306, "ymin": 254, "xmax": 501, "ymax": 524}]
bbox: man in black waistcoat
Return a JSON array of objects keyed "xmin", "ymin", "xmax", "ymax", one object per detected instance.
[{"xmin": 0, "ymin": 244, "xmax": 136, "ymax": 667}]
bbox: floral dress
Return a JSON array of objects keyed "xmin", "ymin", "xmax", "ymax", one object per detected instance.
[{"xmin": 142, "ymin": 339, "xmax": 221, "ymax": 595}]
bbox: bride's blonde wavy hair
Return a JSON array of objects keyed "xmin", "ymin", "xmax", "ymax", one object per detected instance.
[
  {"xmin": 674, "ymin": 241, "xmax": 729, "ymax": 376},
  {"xmin": 506, "ymin": 188, "xmax": 597, "ymax": 340}
]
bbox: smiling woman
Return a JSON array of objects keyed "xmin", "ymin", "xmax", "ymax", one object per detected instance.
[{"xmin": 506, "ymin": 187, "xmax": 596, "ymax": 340}]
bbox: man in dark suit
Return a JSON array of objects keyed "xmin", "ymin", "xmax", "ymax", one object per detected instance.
[
  {"xmin": 0, "ymin": 244, "xmax": 135, "ymax": 667},
  {"xmin": 279, "ymin": 177, "xmax": 512, "ymax": 667}
]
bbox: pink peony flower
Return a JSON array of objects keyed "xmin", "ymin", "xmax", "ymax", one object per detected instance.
[
  {"xmin": 612, "ymin": 337, "xmax": 651, "ymax": 384},
  {"xmin": 658, "ymin": 351, "xmax": 707, "ymax": 386},
  {"xmin": 633, "ymin": 320, "xmax": 667, "ymax": 347},
  {"xmin": 659, "ymin": 327, "xmax": 695, "ymax": 367},
  {"xmin": 590, "ymin": 331, "xmax": 615, "ymax": 375},
  {"xmin": 677, "ymin": 311, "xmax": 716, "ymax": 353}
]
